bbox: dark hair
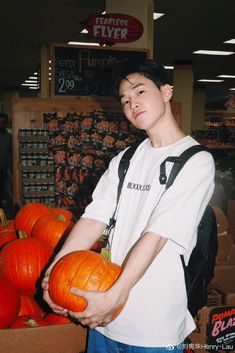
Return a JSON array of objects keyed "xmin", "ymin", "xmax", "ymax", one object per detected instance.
[{"xmin": 112, "ymin": 59, "xmax": 168, "ymax": 99}]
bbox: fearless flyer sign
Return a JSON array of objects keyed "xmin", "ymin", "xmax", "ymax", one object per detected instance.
[{"xmin": 86, "ymin": 13, "xmax": 144, "ymax": 44}]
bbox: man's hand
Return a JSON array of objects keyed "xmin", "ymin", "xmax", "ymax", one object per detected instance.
[
  {"xmin": 41, "ymin": 270, "xmax": 68, "ymax": 316},
  {"xmin": 68, "ymin": 287, "xmax": 127, "ymax": 329}
]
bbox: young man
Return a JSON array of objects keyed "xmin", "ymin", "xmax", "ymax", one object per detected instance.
[{"xmin": 42, "ymin": 60, "xmax": 215, "ymax": 352}]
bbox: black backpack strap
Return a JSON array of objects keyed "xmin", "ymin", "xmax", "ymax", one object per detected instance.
[
  {"xmin": 107, "ymin": 143, "xmax": 140, "ymax": 232},
  {"xmin": 117, "ymin": 143, "xmax": 140, "ymax": 202},
  {"xmin": 160, "ymin": 145, "xmax": 209, "ymax": 189}
]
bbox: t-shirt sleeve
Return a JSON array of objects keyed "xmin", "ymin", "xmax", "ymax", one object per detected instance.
[{"xmin": 143, "ymin": 151, "xmax": 215, "ymax": 253}]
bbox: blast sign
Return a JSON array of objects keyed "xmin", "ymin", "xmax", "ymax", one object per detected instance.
[{"xmin": 207, "ymin": 306, "xmax": 235, "ymax": 350}]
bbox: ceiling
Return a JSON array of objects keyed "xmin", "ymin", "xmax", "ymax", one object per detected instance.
[{"xmin": 1, "ymin": 0, "xmax": 235, "ymax": 101}]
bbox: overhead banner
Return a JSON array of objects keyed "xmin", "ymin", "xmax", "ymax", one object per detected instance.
[{"xmin": 85, "ymin": 13, "xmax": 143, "ymax": 45}]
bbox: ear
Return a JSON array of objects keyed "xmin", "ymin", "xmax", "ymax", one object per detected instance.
[{"xmin": 160, "ymin": 84, "xmax": 173, "ymax": 102}]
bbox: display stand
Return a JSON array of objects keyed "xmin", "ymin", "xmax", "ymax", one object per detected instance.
[{"xmin": 12, "ymin": 96, "xmax": 181, "ymax": 212}]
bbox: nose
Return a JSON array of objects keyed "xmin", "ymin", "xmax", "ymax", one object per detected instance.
[{"xmin": 130, "ymin": 99, "xmax": 139, "ymax": 111}]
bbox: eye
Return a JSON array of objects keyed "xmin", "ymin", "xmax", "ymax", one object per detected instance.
[
  {"xmin": 121, "ymin": 99, "xmax": 129, "ymax": 107},
  {"xmin": 137, "ymin": 89, "xmax": 144, "ymax": 95}
]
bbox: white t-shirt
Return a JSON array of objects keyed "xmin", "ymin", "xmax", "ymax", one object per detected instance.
[{"xmin": 82, "ymin": 136, "xmax": 215, "ymax": 347}]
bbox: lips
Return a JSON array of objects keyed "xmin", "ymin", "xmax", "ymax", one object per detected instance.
[{"xmin": 134, "ymin": 111, "xmax": 145, "ymax": 119}]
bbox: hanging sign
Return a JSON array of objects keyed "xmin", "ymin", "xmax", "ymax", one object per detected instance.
[{"xmin": 86, "ymin": 13, "xmax": 144, "ymax": 45}]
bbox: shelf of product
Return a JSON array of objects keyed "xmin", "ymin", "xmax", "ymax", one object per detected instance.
[{"xmin": 19, "ymin": 129, "xmax": 55, "ymax": 205}]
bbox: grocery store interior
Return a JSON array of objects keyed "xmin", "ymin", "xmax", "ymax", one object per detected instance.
[
  {"xmin": 1, "ymin": 1, "xmax": 235, "ymax": 217},
  {"xmin": 0, "ymin": 1, "xmax": 235, "ymax": 350}
]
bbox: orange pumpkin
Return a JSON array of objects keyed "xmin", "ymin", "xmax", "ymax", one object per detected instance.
[
  {"xmin": 11, "ymin": 315, "xmax": 48, "ymax": 328},
  {"xmin": 32, "ymin": 213, "xmax": 74, "ymax": 250},
  {"xmin": 19, "ymin": 294, "xmax": 44, "ymax": 317},
  {"xmin": 51, "ymin": 207, "xmax": 74, "ymax": 221},
  {"xmin": 49, "ymin": 250, "xmax": 122, "ymax": 314},
  {"xmin": 0, "ymin": 276, "xmax": 20, "ymax": 328},
  {"xmin": 0, "ymin": 230, "xmax": 17, "ymax": 248},
  {"xmin": 0, "ymin": 236, "xmax": 52, "ymax": 294},
  {"xmin": 14, "ymin": 202, "xmax": 51, "ymax": 237},
  {"xmin": 44, "ymin": 313, "xmax": 71, "ymax": 325}
]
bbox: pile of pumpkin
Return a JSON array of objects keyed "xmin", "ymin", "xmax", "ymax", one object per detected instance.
[{"xmin": 0, "ymin": 202, "xmax": 75, "ymax": 329}]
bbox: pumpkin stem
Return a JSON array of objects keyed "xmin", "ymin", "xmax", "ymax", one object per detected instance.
[
  {"xmin": 25, "ymin": 317, "xmax": 39, "ymax": 327},
  {"xmin": 55, "ymin": 214, "xmax": 66, "ymax": 222},
  {"xmin": 18, "ymin": 230, "xmax": 28, "ymax": 239},
  {"xmin": 0, "ymin": 208, "xmax": 9, "ymax": 227}
]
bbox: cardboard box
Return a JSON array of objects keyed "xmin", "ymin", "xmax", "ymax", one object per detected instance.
[
  {"xmin": 188, "ymin": 305, "xmax": 235, "ymax": 352},
  {"xmin": 207, "ymin": 289, "xmax": 223, "ymax": 307},
  {"xmin": 216, "ymin": 232, "xmax": 233, "ymax": 265},
  {"xmin": 228, "ymin": 200, "xmax": 235, "ymax": 243},
  {"xmin": 227, "ymin": 244, "xmax": 235, "ymax": 265},
  {"xmin": 212, "ymin": 206, "xmax": 228, "ymax": 235},
  {"xmin": 0, "ymin": 323, "xmax": 87, "ymax": 353},
  {"xmin": 214, "ymin": 265, "xmax": 235, "ymax": 305}
]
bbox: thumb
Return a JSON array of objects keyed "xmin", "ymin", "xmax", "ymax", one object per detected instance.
[{"xmin": 70, "ymin": 287, "xmax": 87, "ymax": 297}]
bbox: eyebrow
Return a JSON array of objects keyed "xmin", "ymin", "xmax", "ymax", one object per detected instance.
[{"xmin": 119, "ymin": 82, "xmax": 145, "ymax": 100}]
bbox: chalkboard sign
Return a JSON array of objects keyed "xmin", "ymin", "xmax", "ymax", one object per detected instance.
[{"xmin": 51, "ymin": 44, "xmax": 149, "ymax": 97}]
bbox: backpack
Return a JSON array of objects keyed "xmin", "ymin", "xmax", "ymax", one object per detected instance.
[{"xmin": 115, "ymin": 143, "xmax": 218, "ymax": 318}]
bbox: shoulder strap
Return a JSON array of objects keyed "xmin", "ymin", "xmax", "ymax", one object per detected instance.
[
  {"xmin": 107, "ymin": 143, "xmax": 140, "ymax": 232},
  {"xmin": 117, "ymin": 143, "xmax": 140, "ymax": 202},
  {"xmin": 160, "ymin": 144, "xmax": 209, "ymax": 189}
]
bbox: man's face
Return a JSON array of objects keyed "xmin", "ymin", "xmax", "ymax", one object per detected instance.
[{"xmin": 119, "ymin": 73, "xmax": 172, "ymax": 133}]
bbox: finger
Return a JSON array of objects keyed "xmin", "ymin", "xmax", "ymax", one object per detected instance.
[
  {"xmin": 70, "ymin": 287, "xmax": 87, "ymax": 297},
  {"xmin": 43, "ymin": 290, "xmax": 68, "ymax": 314}
]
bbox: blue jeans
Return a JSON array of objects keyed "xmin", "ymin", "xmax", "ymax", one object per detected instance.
[{"xmin": 87, "ymin": 328, "xmax": 184, "ymax": 353}]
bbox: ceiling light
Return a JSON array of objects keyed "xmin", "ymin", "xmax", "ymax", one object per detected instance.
[
  {"xmin": 153, "ymin": 13, "xmax": 165, "ymax": 20},
  {"xmin": 68, "ymin": 41, "xmax": 100, "ymax": 46},
  {"xmin": 28, "ymin": 76, "xmax": 37, "ymax": 80},
  {"xmin": 81, "ymin": 29, "xmax": 88, "ymax": 34},
  {"xmin": 193, "ymin": 50, "xmax": 234, "ymax": 56},
  {"xmin": 229, "ymin": 88, "xmax": 235, "ymax": 90},
  {"xmin": 25, "ymin": 80, "xmax": 38, "ymax": 83},
  {"xmin": 198, "ymin": 79, "xmax": 224, "ymax": 82},
  {"xmin": 224, "ymin": 39, "xmax": 235, "ymax": 44},
  {"xmin": 28, "ymin": 87, "xmax": 38, "ymax": 90},
  {"xmin": 218, "ymin": 75, "xmax": 235, "ymax": 78},
  {"xmin": 164, "ymin": 66, "xmax": 174, "ymax": 70},
  {"xmin": 21, "ymin": 83, "xmax": 38, "ymax": 86}
]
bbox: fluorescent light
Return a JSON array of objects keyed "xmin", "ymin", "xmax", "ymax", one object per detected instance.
[
  {"xmin": 164, "ymin": 66, "xmax": 174, "ymax": 70},
  {"xmin": 198, "ymin": 79, "xmax": 224, "ymax": 82},
  {"xmin": 153, "ymin": 13, "xmax": 165, "ymax": 20},
  {"xmin": 21, "ymin": 83, "xmax": 38, "ymax": 86},
  {"xmin": 218, "ymin": 75, "xmax": 235, "ymax": 79},
  {"xmin": 25, "ymin": 80, "xmax": 38, "ymax": 83},
  {"xmin": 224, "ymin": 39, "xmax": 235, "ymax": 44},
  {"xmin": 29, "ymin": 76, "xmax": 37, "ymax": 80},
  {"xmin": 68, "ymin": 41, "xmax": 100, "ymax": 46},
  {"xmin": 193, "ymin": 50, "xmax": 234, "ymax": 56},
  {"xmin": 229, "ymin": 88, "xmax": 235, "ymax": 91},
  {"xmin": 33, "ymin": 72, "xmax": 38, "ymax": 75},
  {"xmin": 28, "ymin": 87, "xmax": 39, "ymax": 90}
]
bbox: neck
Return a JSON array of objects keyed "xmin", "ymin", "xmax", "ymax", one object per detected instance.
[{"xmin": 147, "ymin": 109, "xmax": 186, "ymax": 148}]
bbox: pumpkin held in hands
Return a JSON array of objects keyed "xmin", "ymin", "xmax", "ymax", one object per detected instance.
[{"xmin": 49, "ymin": 250, "xmax": 122, "ymax": 314}]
